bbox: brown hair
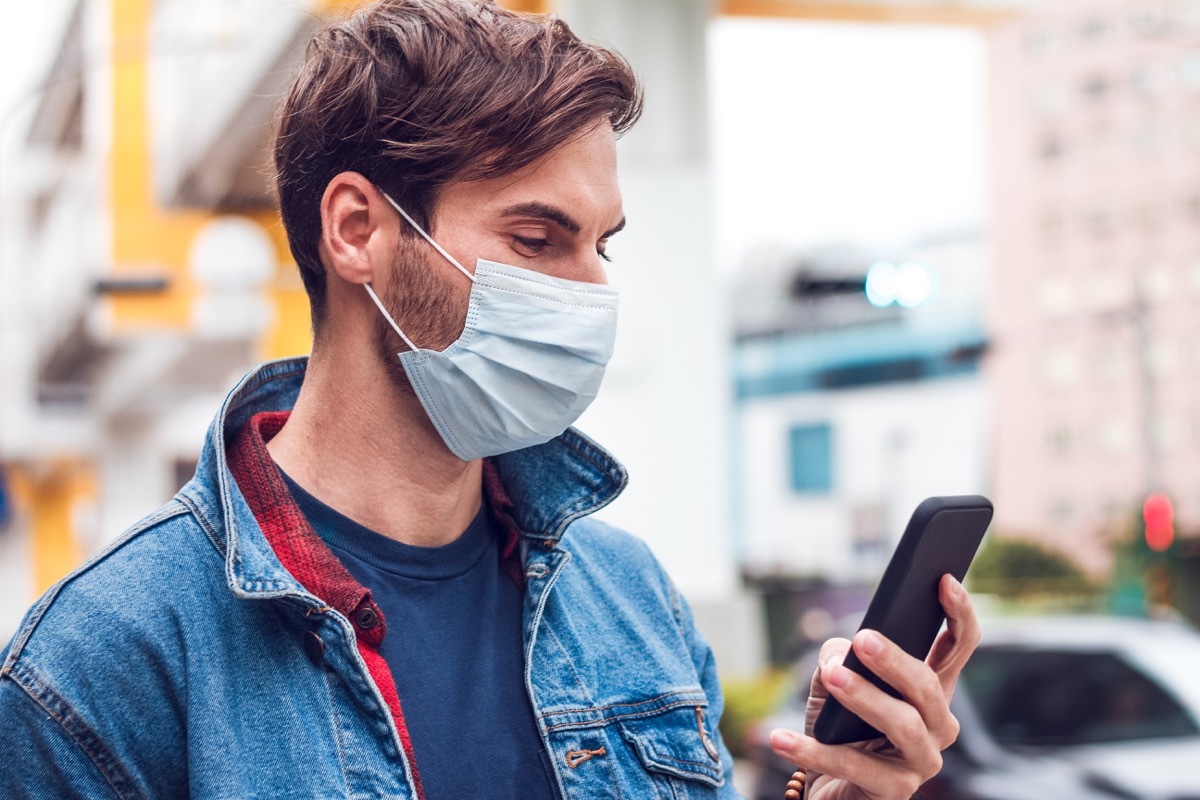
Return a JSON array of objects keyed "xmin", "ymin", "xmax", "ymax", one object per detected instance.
[{"xmin": 273, "ymin": 0, "xmax": 643, "ymax": 325}]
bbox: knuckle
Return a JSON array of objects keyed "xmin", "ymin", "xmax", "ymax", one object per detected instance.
[
  {"xmin": 893, "ymin": 705, "xmax": 926, "ymax": 743},
  {"xmin": 924, "ymin": 748, "xmax": 944, "ymax": 779},
  {"xmin": 941, "ymin": 715, "xmax": 962, "ymax": 748},
  {"xmin": 917, "ymin": 668, "xmax": 944, "ymax": 707},
  {"xmin": 900, "ymin": 774, "xmax": 924, "ymax": 799}
]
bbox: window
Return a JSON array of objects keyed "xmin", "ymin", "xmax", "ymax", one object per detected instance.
[
  {"xmin": 1129, "ymin": 4, "xmax": 1169, "ymax": 37},
  {"xmin": 1180, "ymin": 55, "xmax": 1200, "ymax": 88},
  {"xmin": 1131, "ymin": 62, "xmax": 1170, "ymax": 96},
  {"xmin": 1030, "ymin": 83, "xmax": 1069, "ymax": 117},
  {"xmin": 1098, "ymin": 417, "xmax": 1134, "ymax": 453},
  {"xmin": 962, "ymin": 648, "xmax": 1198, "ymax": 747},
  {"xmin": 1154, "ymin": 415, "xmax": 1186, "ymax": 451},
  {"xmin": 1023, "ymin": 23, "xmax": 1057, "ymax": 56},
  {"xmin": 1148, "ymin": 338, "xmax": 1179, "ymax": 375},
  {"xmin": 1038, "ymin": 278, "xmax": 1075, "ymax": 315},
  {"xmin": 1093, "ymin": 345, "xmax": 1130, "ymax": 382},
  {"xmin": 1045, "ymin": 423, "xmax": 1074, "ymax": 455},
  {"xmin": 1081, "ymin": 72, "xmax": 1111, "ymax": 102},
  {"xmin": 1078, "ymin": 12, "xmax": 1110, "ymax": 42},
  {"xmin": 1047, "ymin": 496, "xmax": 1076, "ymax": 523},
  {"xmin": 1043, "ymin": 348, "xmax": 1082, "ymax": 386},
  {"xmin": 788, "ymin": 423, "xmax": 833, "ymax": 494},
  {"xmin": 1085, "ymin": 206, "xmax": 1117, "ymax": 239},
  {"xmin": 1039, "ymin": 132, "xmax": 1067, "ymax": 162},
  {"xmin": 1130, "ymin": 120, "xmax": 1166, "ymax": 154}
]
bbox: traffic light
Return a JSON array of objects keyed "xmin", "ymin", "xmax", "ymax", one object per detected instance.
[{"xmin": 1143, "ymin": 493, "xmax": 1174, "ymax": 553}]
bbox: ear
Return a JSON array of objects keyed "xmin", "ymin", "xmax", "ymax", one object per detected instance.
[{"xmin": 318, "ymin": 171, "xmax": 393, "ymax": 286}]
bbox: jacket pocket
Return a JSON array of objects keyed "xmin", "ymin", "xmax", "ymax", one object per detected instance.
[{"xmin": 617, "ymin": 704, "xmax": 724, "ymax": 789}]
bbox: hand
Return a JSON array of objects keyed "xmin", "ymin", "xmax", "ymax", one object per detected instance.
[{"xmin": 768, "ymin": 574, "xmax": 980, "ymax": 800}]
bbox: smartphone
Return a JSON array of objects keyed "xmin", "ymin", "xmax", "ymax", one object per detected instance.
[{"xmin": 812, "ymin": 494, "xmax": 992, "ymax": 745}]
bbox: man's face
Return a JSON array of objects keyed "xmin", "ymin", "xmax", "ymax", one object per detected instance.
[{"xmin": 375, "ymin": 121, "xmax": 625, "ymax": 368}]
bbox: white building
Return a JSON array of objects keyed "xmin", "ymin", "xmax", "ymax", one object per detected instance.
[{"xmin": 730, "ymin": 232, "xmax": 990, "ymax": 658}]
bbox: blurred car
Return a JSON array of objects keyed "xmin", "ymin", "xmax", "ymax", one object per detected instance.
[{"xmin": 749, "ymin": 615, "xmax": 1200, "ymax": 800}]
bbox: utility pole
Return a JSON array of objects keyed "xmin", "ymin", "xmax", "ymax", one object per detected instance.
[{"xmin": 1132, "ymin": 280, "xmax": 1163, "ymax": 496}]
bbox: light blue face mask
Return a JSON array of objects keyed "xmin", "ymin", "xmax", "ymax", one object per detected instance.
[{"xmin": 364, "ymin": 191, "xmax": 620, "ymax": 462}]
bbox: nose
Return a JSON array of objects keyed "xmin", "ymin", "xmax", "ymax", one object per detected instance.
[{"xmin": 562, "ymin": 251, "xmax": 609, "ymax": 286}]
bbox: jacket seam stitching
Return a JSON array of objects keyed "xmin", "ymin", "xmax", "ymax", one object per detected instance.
[
  {"xmin": 540, "ymin": 696, "xmax": 708, "ymax": 730},
  {"xmin": 320, "ymin": 656, "xmax": 354, "ymax": 794},
  {"xmin": 6, "ymin": 664, "xmax": 141, "ymax": 800},
  {"xmin": 176, "ymin": 492, "xmax": 225, "ymax": 558},
  {"xmin": 2, "ymin": 501, "xmax": 191, "ymax": 667}
]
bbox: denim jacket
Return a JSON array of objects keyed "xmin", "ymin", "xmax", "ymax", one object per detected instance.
[{"xmin": 0, "ymin": 358, "xmax": 738, "ymax": 799}]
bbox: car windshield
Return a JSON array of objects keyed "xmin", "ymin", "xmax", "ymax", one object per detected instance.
[{"xmin": 961, "ymin": 647, "xmax": 1200, "ymax": 749}]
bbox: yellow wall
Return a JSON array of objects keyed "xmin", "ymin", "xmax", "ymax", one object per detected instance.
[
  {"xmin": 107, "ymin": 0, "xmax": 209, "ymax": 333},
  {"xmin": 719, "ymin": 0, "xmax": 1014, "ymax": 26},
  {"xmin": 106, "ymin": 0, "xmax": 313, "ymax": 356},
  {"xmin": 500, "ymin": 0, "xmax": 554, "ymax": 12},
  {"xmin": 10, "ymin": 463, "xmax": 97, "ymax": 596},
  {"xmin": 250, "ymin": 210, "xmax": 313, "ymax": 360}
]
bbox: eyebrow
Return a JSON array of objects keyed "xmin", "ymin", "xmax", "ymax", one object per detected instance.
[{"xmin": 500, "ymin": 201, "xmax": 626, "ymax": 239}]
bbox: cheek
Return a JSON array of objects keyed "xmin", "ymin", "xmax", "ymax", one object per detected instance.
[{"xmin": 386, "ymin": 242, "xmax": 475, "ymax": 350}]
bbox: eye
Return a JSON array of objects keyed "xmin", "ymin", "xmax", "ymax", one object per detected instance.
[
  {"xmin": 597, "ymin": 249, "xmax": 613, "ymax": 263},
  {"xmin": 598, "ymin": 238, "xmax": 613, "ymax": 263},
  {"xmin": 512, "ymin": 235, "xmax": 550, "ymax": 256}
]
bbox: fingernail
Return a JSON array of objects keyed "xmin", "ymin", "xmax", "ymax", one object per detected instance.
[
  {"xmin": 825, "ymin": 664, "xmax": 851, "ymax": 689},
  {"xmin": 770, "ymin": 728, "xmax": 798, "ymax": 751},
  {"xmin": 857, "ymin": 629, "xmax": 882, "ymax": 656},
  {"xmin": 949, "ymin": 575, "xmax": 967, "ymax": 597}
]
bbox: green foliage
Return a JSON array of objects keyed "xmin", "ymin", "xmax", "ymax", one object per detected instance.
[
  {"xmin": 969, "ymin": 535, "xmax": 1096, "ymax": 600},
  {"xmin": 718, "ymin": 669, "xmax": 792, "ymax": 759}
]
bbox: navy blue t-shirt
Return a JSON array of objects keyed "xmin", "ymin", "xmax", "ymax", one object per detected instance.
[{"xmin": 280, "ymin": 471, "xmax": 561, "ymax": 800}]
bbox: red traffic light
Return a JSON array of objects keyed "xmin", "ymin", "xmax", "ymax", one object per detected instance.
[{"xmin": 1143, "ymin": 493, "xmax": 1174, "ymax": 553}]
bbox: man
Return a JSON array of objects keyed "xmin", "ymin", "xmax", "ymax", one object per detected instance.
[{"xmin": 0, "ymin": 1, "xmax": 978, "ymax": 798}]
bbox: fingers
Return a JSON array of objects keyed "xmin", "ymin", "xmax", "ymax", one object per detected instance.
[
  {"xmin": 810, "ymin": 638, "xmax": 851, "ymax": 697},
  {"xmin": 774, "ymin": 588, "xmax": 979, "ymax": 799},
  {"xmin": 847, "ymin": 629, "xmax": 961, "ymax": 750},
  {"xmin": 804, "ymin": 638, "xmax": 850, "ymax": 735},
  {"xmin": 926, "ymin": 575, "xmax": 981, "ymax": 696},
  {"xmin": 769, "ymin": 726, "xmax": 933, "ymax": 800},
  {"xmin": 771, "ymin": 630, "xmax": 950, "ymax": 795}
]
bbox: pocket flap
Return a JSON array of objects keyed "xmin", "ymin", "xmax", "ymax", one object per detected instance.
[{"xmin": 618, "ymin": 705, "xmax": 724, "ymax": 787}]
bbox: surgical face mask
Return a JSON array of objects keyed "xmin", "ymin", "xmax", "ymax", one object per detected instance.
[{"xmin": 364, "ymin": 191, "xmax": 619, "ymax": 461}]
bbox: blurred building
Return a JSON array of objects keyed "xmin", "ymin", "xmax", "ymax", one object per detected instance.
[
  {"xmin": 988, "ymin": 0, "xmax": 1200, "ymax": 574},
  {"xmin": 730, "ymin": 233, "xmax": 989, "ymax": 656},
  {"xmin": 0, "ymin": 0, "xmax": 329, "ymax": 641}
]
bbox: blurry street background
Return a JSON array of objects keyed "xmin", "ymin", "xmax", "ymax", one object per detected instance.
[{"xmin": 6, "ymin": 0, "xmax": 1200, "ymax": 796}]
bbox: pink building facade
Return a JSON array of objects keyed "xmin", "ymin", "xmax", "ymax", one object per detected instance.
[{"xmin": 988, "ymin": 0, "xmax": 1200, "ymax": 572}]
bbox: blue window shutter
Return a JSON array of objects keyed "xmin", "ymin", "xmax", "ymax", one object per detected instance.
[{"xmin": 789, "ymin": 424, "xmax": 833, "ymax": 494}]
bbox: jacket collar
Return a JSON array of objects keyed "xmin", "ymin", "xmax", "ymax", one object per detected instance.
[{"xmin": 179, "ymin": 357, "xmax": 628, "ymax": 595}]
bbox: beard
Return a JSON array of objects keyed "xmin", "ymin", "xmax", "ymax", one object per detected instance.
[{"xmin": 372, "ymin": 234, "xmax": 472, "ymax": 393}]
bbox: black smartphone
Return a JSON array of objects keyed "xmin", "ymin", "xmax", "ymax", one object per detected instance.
[{"xmin": 812, "ymin": 494, "xmax": 992, "ymax": 745}]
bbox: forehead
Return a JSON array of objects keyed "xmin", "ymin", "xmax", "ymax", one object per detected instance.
[{"xmin": 438, "ymin": 123, "xmax": 623, "ymax": 228}]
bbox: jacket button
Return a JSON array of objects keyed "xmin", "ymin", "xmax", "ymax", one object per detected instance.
[
  {"xmin": 303, "ymin": 631, "xmax": 325, "ymax": 665},
  {"xmin": 354, "ymin": 607, "xmax": 379, "ymax": 630}
]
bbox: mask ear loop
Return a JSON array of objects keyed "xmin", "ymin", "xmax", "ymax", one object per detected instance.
[
  {"xmin": 366, "ymin": 189, "xmax": 477, "ymax": 353},
  {"xmin": 363, "ymin": 283, "xmax": 418, "ymax": 352},
  {"xmin": 379, "ymin": 191, "xmax": 476, "ymax": 283}
]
